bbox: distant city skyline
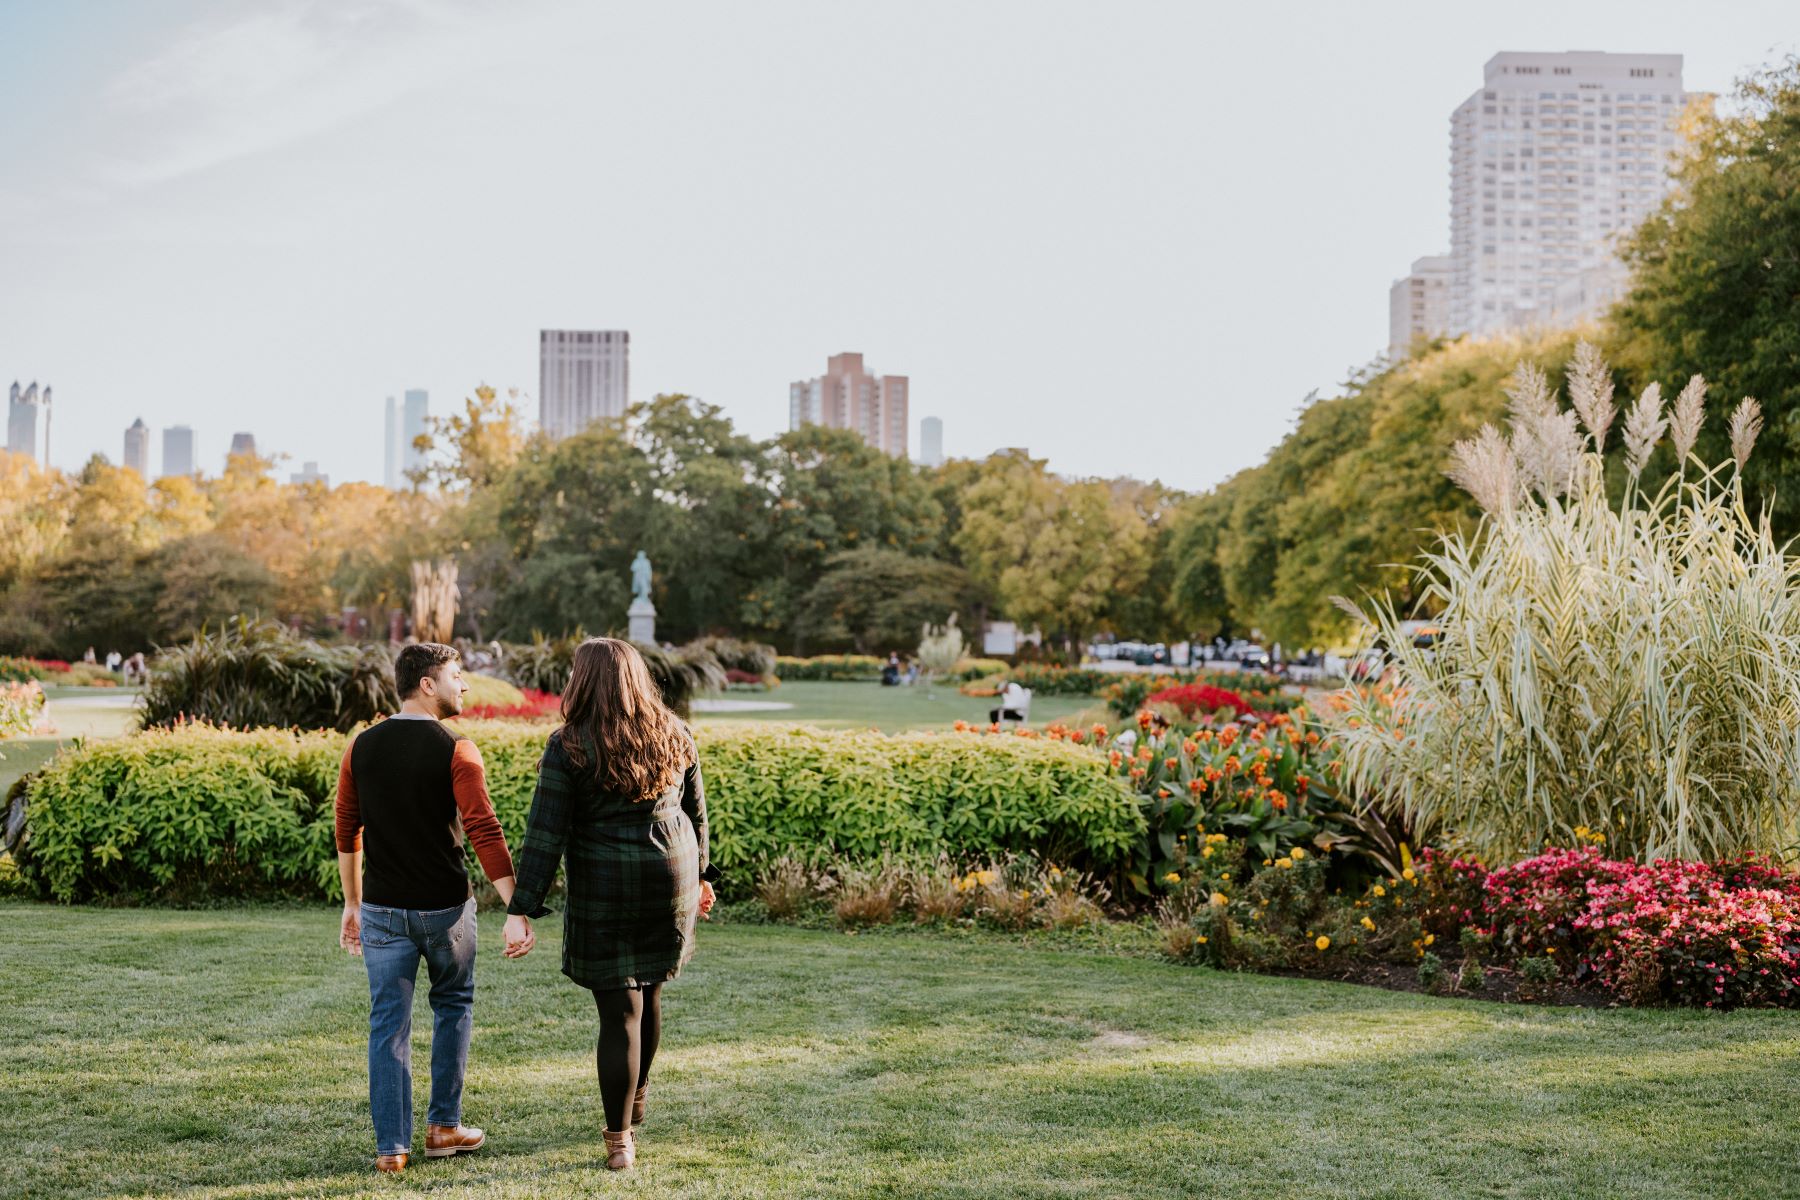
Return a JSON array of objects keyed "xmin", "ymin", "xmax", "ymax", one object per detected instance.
[
  {"xmin": 160, "ymin": 425, "xmax": 194, "ymax": 479},
  {"xmin": 2, "ymin": 4, "xmax": 1793, "ymax": 488}
]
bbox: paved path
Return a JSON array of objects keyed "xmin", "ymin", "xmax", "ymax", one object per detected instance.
[{"xmin": 692, "ymin": 697, "xmax": 795, "ymax": 713}]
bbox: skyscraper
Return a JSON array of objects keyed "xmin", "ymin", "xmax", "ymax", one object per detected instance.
[
  {"xmin": 788, "ymin": 353, "xmax": 909, "ymax": 457},
  {"xmin": 1387, "ymin": 255, "xmax": 1454, "ymax": 359},
  {"xmin": 540, "ymin": 331, "xmax": 629, "ymax": 439},
  {"xmin": 161, "ymin": 426, "xmax": 195, "ymax": 479},
  {"xmin": 123, "ymin": 418, "xmax": 150, "ymax": 475},
  {"xmin": 383, "ymin": 395, "xmax": 399, "ymax": 489},
  {"xmin": 918, "ymin": 416, "xmax": 944, "ymax": 468},
  {"xmin": 382, "ymin": 389, "xmax": 430, "ymax": 486},
  {"xmin": 228, "ymin": 432, "xmax": 258, "ymax": 460},
  {"xmin": 402, "ymin": 389, "xmax": 429, "ymax": 479},
  {"xmin": 1447, "ymin": 51, "xmax": 1687, "ymax": 334},
  {"xmin": 6, "ymin": 382, "xmax": 37, "ymax": 460}
]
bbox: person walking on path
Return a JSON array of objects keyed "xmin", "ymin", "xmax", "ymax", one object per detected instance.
[
  {"xmin": 334, "ymin": 642, "xmax": 532, "ymax": 1174},
  {"xmin": 505, "ymin": 637, "xmax": 719, "ymax": 1171}
]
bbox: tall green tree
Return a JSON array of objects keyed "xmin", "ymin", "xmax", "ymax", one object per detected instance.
[
  {"xmin": 1613, "ymin": 57, "xmax": 1800, "ymax": 533},
  {"xmin": 794, "ymin": 548, "xmax": 981, "ymax": 655}
]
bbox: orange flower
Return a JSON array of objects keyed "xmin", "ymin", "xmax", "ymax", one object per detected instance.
[
  {"xmin": 1091, "ymin": 723, "xmax": 1108, "ymax": 737},
  {"xmin": 1269, "ymin": 793, "xmax": 1288, "ymax": 811},
  {"xmin": 1130, "ymin": 767, "xmax": 1145, "ymax": 780},
  {"xmin": 1164, "ymin": 757, "xmax": 1178, "ymax": 772},
  {"xmin": 1223, "ymin": 755, "xmax": 1241, "ymax": 773},
  {"xmin": 1137, "ymin": 711, "xmax": 1153, "ymax": 729},
  {"xmin": 1182, "ymin": 740, "xmax": 1198, "ymax": 756},
  {"xmin": 1109, "ymin": 750, "xmax": 1123, "ymax": 767},
  {"xmin": 1188, "ymin": 778, "xmax": 1203, "ymax": 794}
]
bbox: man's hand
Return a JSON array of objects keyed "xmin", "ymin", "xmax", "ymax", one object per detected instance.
[
  {"xmin": 503, "ymin": 913, "xmax": 534, "ymax": 959},
  {"xmin": 698, "ymin": 880, "xmax": 716, "ymax": 921},
  {"xmin": 339, "ymin": 904, "xmax": 362, "ymax": 956}
]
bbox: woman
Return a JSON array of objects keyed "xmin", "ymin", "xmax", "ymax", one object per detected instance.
[{"xmin": 504, "ymin": 638, "xmax": 718, "ymax": 1170}]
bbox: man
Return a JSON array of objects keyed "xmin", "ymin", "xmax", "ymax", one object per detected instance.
[
  {"xmin": 334, "ymin": 643, "xmax": 535, "ymax": 1174},
  {"xmin": 988, "ymin": 680, "xmax": 1030, "ymax": 726}
]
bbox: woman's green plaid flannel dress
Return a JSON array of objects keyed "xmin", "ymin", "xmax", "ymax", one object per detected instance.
[{"xmin": 507, "ymin": 730, "xmax": 718, "ymax": 991}]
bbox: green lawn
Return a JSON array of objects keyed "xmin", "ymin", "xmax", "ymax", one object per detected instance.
[
  {"xmin": 4, "ymin": 905, "xmax": 1798, "ymax": 1199},
  {"xmin": 695, "ymin": 679, "xmax": 1099, "ymax": 733}
]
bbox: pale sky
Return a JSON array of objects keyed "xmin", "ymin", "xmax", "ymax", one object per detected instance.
[{"xmin": 1, "ymin": 0, "xmax": 1793, "ymax": 490}]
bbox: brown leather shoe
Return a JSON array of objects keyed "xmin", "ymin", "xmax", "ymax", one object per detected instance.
[
  {"xmin": 424, "ymin": 1123, "xmax": 486, "ymax": 1159},
  {"xmin": 603, "ymin": 1127, "xmax": 635, "ymax": 1170},
  {"xmin": 632, "ymin": 1083, "xmax": 649, "ymax": 1126},
  {"xmin": 375, "ymin": 1153, "xmax": 409, "ymax": 1173}
]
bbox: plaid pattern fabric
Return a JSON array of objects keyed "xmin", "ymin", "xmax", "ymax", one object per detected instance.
[{"xmin": 508, "ymin": 731, "xmax": 713, "ymax": 990}]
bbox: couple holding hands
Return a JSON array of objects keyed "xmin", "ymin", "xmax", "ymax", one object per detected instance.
[{"xmin": 334, "ymin": 637, "xmax": 718, "ymax": 1173}]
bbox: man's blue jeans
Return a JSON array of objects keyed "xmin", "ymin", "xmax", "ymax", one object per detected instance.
[{"xmin": 359, "ymin": 898, "xmax": 477, "ymax": 1155}]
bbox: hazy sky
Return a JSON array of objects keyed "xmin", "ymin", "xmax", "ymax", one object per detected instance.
[{"xmin": 1, "ymin": 1, "xmax": 1793, "ymax": 490}]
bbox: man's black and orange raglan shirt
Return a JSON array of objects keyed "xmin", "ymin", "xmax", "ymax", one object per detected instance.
[{"xmin": 333, "ymin": 714, "xmax": 515, "ymax": 910}]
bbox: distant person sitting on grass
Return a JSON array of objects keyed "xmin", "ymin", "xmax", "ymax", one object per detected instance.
[
  {"xmin": 989, "ymin": 680, "xmax": 1030, "ymax": 726},
  {"xmin": 882, "ymin": 652, "xmax": 901, "ymax": 686},
  {"xmin": 333, "ymin": 642, "xmax": 530, "ymax": 1175}
]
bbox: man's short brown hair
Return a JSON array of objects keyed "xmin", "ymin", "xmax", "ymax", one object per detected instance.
[{"xmin": 395, "ymin": 642, "xmax": 460, "ymax": 699}]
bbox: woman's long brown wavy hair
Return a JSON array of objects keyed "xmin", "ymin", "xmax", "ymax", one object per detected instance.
[{"xmin": 558, "ymin": 638, "xmax": 693, "ymax": 801}]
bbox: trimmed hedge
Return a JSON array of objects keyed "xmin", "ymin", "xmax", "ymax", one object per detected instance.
[
  {"xmin": 773, "ymin": 654, "xmax": 884, "ymax": 681},
  {"xmin": 19, "ymin": 720, "xmax": 1145, "ymax": 903}
]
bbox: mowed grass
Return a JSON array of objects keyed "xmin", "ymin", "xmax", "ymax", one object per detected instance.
[
  {"xmin": 4, "ymin": 906, "xmax": 1799, "ymax": 1199},
  {"xmin": 694, "ymin": 679, "xmax": 1098, "ymax": 733}
]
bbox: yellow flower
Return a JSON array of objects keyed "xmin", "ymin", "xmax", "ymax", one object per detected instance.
[
  {"xmin": 1315, "ymin": 936, "xmax": 1331, "ymax": 951},
  {"xmin": 1289, "ymin": 847, "xmax": 1306, "ymax": 861},
  {"xmin": 1196, "ymin": 935, "xmax": 1208, "ymax": 944},
  {"xmin": 1402, "ymin": 868, "xmax": 1417, "ymax": 882},
  {"xmin": 1201, "ymin": 846, "xmax": 1215, "ymax": 859},
  {"xmin": 1423, "ymin": 933, "xmax": 1435, "ymax": 946},
  {"xmin": 1163, "ymin": 872, "xmax": 1181, "ymax": 884},
  {"xmin": 1372, "ymin": 885, "xmax": 1386, "ymax": 897},
  {"xmin": 1210, "ymin": 892, "xmax": 1229, "ymax": 907},
  {"xmin": 1360, "ymin": 916, "xmax": 1375, "ymax": 931},
  {"xmin": 975, "ymin": 869, "xmax": 997, "ymax": 886},
  {"xmin": 1275, "ymin": 858, "xmax": 1293, "ymax": 870}
]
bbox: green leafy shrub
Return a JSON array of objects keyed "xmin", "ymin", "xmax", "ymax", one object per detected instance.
[
  {"xmin": 141, "ymin": 618, "xmax": 398, "ymax": 733},
  {"xmin": 496, "ymin": 634, "xmax": 722, "ymax": 716},
  {"xmin": 19, "ymin": 720, "xmax": 1144, "ymax": 903},
  {"xmin": 773, "ymin": 654, "xmax": 884, "ymax": 681},
  {"xmin": 687, "ymin": 636, "xmax": 777, "ymax": 679},
  {"xmin": 461, "ymin": 673, "xmax": 525, "ymax": 710}
]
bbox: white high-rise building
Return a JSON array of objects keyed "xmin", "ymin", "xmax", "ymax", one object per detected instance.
[
  {"xmin": 540, "ymin": 330, "xmax": 629, "ymax": 439},
  {"xmin": 1448, "ymin": 51, "xmax": 1687, "ymax": 335},
  {"xmin": 788, "ymin": 352, "xmax": 909, "ymax": 458},
  {"xmin": 123, "ymin": 418, "xmax": 150, "ymax": 475},
  {"xmin": 1388, "ymin": 255, "xmax": 1454, "ymax": 359},
  {"xmin": 918, "ymin": 416, "xmax": 944, "ymax": 467},
  {"xmin": 382, "ymin": 389, "xmax": 429, "ymax": 487}
]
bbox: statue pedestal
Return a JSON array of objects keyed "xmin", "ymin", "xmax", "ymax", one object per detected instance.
[{"xmin": 628, "ymin": 597, "xmax": 657, "ymax": 644}]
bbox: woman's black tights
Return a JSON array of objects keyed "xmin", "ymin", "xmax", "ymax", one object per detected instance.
[{"xmin": 593, "ymin": 983, "xmax": 663, "ymax": 1132}]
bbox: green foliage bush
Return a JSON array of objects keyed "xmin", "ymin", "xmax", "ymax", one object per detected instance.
[
  {"xmin": 773, "ymin": 654, "xmax": 884, "ymax": 681},
  {"xmin": 19, "ymin": 720, "xmax": 1145, "ymax": 903},
  {"xmin": 461, "ymin": 673, "xmax": 525, "ymax": 710},
  {"xmin": 495, "ymin": 634, "xmax": 723, "ymax": 716},
  {"xmin": 142, "ymin": 619, "xmax": 399, "ymax": 733}
]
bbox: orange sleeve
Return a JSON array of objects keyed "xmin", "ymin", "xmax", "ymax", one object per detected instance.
[
  {"xmin": 452, "ymin": 740, "xmax": 515, "ymax": 882},
  {"xmin": 334, "ymin": 739, "xmax": 362, "ymax": 853}
]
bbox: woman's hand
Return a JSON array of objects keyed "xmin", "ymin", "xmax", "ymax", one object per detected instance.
[
  {"xmin": 698, "ymin": 880, "xmax": 716, "ymax": 921},
  {"xmin": 503, "ymin": 913, "xmax": 535, "ymax": 958},
  {"xmin": 339, "ymin": 904, "xmax": 362, "ymax": 956}
]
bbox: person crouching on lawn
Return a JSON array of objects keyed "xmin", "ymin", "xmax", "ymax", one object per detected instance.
[
  {"xmin": 334, "ymin": 642, "xmax": 534, "ymax": 1174},
  {"xmin": 502, "ymin": 637, "xmax": 719, "ymax": 1171}
]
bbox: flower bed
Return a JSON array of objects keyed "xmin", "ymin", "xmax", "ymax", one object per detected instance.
[{"xmin": 458, "ymin": 687, "xmax": 561, "ymax": 721}]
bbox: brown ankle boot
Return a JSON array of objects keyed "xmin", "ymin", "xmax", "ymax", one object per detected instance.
[
  {"xmin": 632, "ymin": 1083, "xmax": 649, "ymax": 1126},
  {"xmin": 375, "ymin": 1152, "xmax": 409, "ymax": 1173},
  {"xmin": 603, "ymin": 1127, "xmax": 636, "ymax": 1170}
]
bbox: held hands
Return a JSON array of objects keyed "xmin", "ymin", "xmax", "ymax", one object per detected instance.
[
  {"xmin": 503, "ymin": 913, "xmax": 535, "ymax": 959},
  {"xmin": 339, "ymin": 905, "xmax": 362, "ymax": 956},
  {"xmin": 698, "ymin": 880, "xmax": 716, "ymax": 921}
]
